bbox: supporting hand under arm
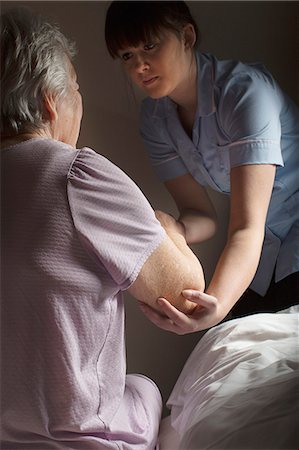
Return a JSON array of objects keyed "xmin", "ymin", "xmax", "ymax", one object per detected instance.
[{"xmin": 138, "ymin": 290, "xmax": 228, "ymax": 334}]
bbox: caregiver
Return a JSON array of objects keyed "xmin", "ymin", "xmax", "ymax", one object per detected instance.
[{"xmin": 105, "ymin": 1, "xmax": 299, "ymax": 333}]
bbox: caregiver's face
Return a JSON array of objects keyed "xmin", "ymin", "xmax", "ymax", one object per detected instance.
[{"xmin": 118, "ymin": 28, "xmax": 193, "ymax": 100}]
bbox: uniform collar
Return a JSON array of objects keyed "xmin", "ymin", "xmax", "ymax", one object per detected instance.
[{"xmin": 150, "ymin": 51, "xmax": 216, "ymax": 120}]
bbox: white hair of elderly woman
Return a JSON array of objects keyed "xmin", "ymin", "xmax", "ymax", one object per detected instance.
[{"xmin": 0, "ymin": 7, "xmax": 76, "ymax": 137}]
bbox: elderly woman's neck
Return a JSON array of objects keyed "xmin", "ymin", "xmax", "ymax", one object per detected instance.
[{"xmin": 0, "ymin": 130, "xmax": 50, "ymax": 149}]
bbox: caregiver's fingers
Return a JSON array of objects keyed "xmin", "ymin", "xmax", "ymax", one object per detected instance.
[
  {"xmin": 138, "ymin": 301, "xmax": 176, "ymax": 328},
  {"xmin": 155, "ymin": 298, "xmax": 201, "ymax": 334},
  {"xmin": 182, "ymin": 290, "xmax": 218, "ymax": 310},
  {"xmin": 138, "ymin": 300, "xmax": 195, "ymax": 334},
  {"xmin": 138, "ymin": 297, "xmax": 222, "ymax": 334},
  {"xmin": 157, "ymin": 298, "xmax": 195, "ymax": 325}
]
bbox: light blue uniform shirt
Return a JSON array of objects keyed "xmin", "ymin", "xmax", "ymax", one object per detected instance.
[{"xmin": 140, "ymin": 51, "xmax": 299, "ymax": 296}]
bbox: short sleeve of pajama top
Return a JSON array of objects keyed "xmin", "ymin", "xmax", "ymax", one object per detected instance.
[{"xmin": 68, "ymin": 146, "xmax": 166, "ymax": 291}]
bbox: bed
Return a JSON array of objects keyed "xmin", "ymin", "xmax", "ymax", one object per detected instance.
[{"xmin": 158, "ymin": 306, "xmax": 299, "ymax": 450}]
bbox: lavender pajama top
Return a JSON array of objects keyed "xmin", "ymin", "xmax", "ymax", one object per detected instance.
[{"xmin": 1, "ymin": 138, "xmax": 166, "ymax": 449}]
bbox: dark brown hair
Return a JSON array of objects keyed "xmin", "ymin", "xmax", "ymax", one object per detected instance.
[{"xmin": 105, "ymin": 1, "xmax": 200, "ymax": 58}]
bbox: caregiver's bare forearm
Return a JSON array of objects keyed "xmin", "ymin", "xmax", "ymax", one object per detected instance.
[
  {"xmin": 179, "ymin": 208, "xmax": 217, "ymax": 244},
  {"xmin": 164, "ymin": 174, "xmax": 217, "ymax": 245},
  {"xmin": 206, "ymin": 226, "xmax": 264, "ymax": 309}
]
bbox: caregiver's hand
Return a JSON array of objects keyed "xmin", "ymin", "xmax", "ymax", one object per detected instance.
[{"xmin": 139, "ymin": 290, "xmax": 229, "ymax": 334}]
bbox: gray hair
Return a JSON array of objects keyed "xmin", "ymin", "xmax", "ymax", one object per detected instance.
[{"xmin": 1, "ymin": 7, "xmax": 76, "ymax": 137}]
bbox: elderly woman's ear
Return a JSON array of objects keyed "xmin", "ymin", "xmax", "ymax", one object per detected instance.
[{"xmin": 43, "ymin": 92, "xmax": 59, "ymax": 124}]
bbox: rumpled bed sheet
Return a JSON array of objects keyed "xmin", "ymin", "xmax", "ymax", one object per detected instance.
[{"xmin": 160, "ymin": 306, "xmax": 299, "ymax": 449}]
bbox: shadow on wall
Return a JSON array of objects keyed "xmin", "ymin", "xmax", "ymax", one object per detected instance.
[{"xmin": 192, "ymin": 1, "xmax": 299, "ymax": 104}]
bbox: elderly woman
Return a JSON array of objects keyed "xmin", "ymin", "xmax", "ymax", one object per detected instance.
[{"xmin": 1, "ymin": 8, "xmax": 205, "ymax": 449}]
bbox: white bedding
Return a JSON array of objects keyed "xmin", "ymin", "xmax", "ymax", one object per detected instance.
[{"xmin": 158, "ymin": 306, "xmax": 299, "ymax": 450}]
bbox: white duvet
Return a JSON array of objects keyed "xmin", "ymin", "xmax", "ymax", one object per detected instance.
[{"xmin": 159, "ymin": 306, "xmax": 299, "ymax": 450}]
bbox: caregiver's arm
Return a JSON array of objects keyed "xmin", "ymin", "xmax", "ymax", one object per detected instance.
[
  {"xmin": 127, "ymin": 210, "xmax": 205, "ymax": 315},
  {"xmin": 205, "ymin": 163, "xmax": 276, "ymax": 311},
  {"xmin": 165, "ymin": 173, "xmax": 218, "ymax": 244},
  {"xmin": 141, "ymin": 164, "xmax": 276, "ymax": 333}
]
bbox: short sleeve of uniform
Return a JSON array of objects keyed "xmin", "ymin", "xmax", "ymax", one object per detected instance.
[
  {"xmin": 218, "ymin": 70, "xmax": 284, "ymax": 168},
  {"xmin": 67, "ymin": 147, "xmax": 166, "ymax": 290},
  {"xmin": 140, "ymin": 99, "xmax": 188, "ymax": 181}
]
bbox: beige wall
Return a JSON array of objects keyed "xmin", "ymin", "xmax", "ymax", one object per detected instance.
[{"xmin": 2, "ymin": 0, "xmax": 298, "ymax": 414}]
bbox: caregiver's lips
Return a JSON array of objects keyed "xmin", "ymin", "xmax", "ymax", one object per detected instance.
[{"xmin": 142, "ymin": 76, "xmax": 159, "ymax": 86}]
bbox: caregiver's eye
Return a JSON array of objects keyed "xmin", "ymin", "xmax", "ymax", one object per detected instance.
[
  {"xmin": 121, "ymin": 52, "xmax": 133, "ymax": 61},
  {"xmin": 144, "ymin": 42, "xmax": 158, "ymax": 51}
]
